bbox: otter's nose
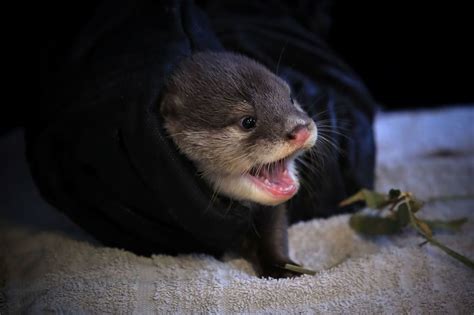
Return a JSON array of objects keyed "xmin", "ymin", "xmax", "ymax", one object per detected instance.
[{"xmin": 287, "ymin": 123, "xmax": 311, "ymax": 145}]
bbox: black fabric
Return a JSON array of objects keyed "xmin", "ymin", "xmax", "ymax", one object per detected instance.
[
  {"xmin": 201, "ymin": 1, "xmax": 375, "ymax": 221},
  {"xmin": 33, "ymin": 0, "xmax": 375, "ymax": 256}
]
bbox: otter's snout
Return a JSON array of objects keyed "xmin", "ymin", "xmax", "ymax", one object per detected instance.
[
  {"xmin": 287, "ymin": 123, "xmax": 311, "ymax": 144},
  {"xmin": 285, "ymin": 117, "xmax": 316, "ymax": 147}
]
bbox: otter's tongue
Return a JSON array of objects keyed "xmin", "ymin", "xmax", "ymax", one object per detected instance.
[{"xmin": 250, "ymin": 161, "xmax": 297, "ymax": 197}]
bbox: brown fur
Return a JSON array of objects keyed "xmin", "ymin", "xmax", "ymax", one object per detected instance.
[{"xmin": 160, "ymin": 52, "xmax": 318, "ymax": 278}]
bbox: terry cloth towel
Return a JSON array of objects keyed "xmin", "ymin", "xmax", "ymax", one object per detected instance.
[{"xmin": 1, "ymin": 106, "xmax": 474, "ymax": 313}]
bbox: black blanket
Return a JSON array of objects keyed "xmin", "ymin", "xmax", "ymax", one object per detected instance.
[{"xmin": 33, "ymin": 0, "xmax": 375, "ymax": 256}]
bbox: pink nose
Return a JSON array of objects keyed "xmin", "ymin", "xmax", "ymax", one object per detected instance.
[{"xmin": 287, "ymin": 124, "xmax": 311, "ymax": 145}]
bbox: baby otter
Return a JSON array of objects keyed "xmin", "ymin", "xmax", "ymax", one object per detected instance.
[
  {"xmin": 161, "ymin": 52, "xmax": 318, "ymax": 278},
  {"xmin": 161, "ymin": 52, "xmax": 317, "ymax": 206}
]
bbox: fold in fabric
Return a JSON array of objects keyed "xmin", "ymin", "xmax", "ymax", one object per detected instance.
[{"xmin": 32, "ymin": 0, "xmax": 375, "ymax": 256}]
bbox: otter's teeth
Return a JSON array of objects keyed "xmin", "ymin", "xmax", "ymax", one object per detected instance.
[{"xmin": 264, "ymin": 178, "xmax": 270, "ymax": 185}]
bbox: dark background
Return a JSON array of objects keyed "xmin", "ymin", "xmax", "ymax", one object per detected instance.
[
  {"xmin": 328, "ymin": 1, "xmax": 473, "ymax": 109},
  {"xmin": 15, "ymin": 1, "xmax": 474, "ymax": 135}
]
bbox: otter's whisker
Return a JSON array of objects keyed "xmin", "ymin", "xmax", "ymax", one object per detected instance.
[
  {"xmin": 316, "ymin": 127, "xmax": 352, "ymax": 140},
  {"xmin": 275, "ymin": 41, "xmax": 288, "ymax": 76}
]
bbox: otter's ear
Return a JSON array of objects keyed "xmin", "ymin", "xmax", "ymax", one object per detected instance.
[{"xmin": 160, "ymin": 93, "xmax": 182, "ymax": 119}]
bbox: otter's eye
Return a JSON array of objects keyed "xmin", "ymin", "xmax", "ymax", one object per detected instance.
[
  {"xmin": 240, "ymin": 116, "xmax": 257, "ymax": 130},
  {"xmin": 290, "ymin": 94, "xmax": 294, "ymax": 104}
]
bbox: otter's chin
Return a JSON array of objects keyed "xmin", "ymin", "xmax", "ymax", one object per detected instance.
[{"xmin": 208, "ymin": 159, "xmax": 300, "ymax": 206}]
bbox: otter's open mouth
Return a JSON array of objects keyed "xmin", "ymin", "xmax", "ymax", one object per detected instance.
[{"xmin": 246, "ymin": 158, "xmax": 298, "ymax": 199}]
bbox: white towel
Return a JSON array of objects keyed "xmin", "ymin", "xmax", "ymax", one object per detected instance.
[{"xmin": 1, "ymin": 106, "xmax": 473, "ymax": 314}]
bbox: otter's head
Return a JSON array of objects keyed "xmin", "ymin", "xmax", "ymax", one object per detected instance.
[{"xmin": 161, "ymin": 52, "xmax": 317, "ymax": 206}]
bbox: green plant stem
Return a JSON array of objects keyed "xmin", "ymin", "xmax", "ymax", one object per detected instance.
[
  {"xmin": 407, "ymin": 205, "xmax": 474, "ymax": 270},
  {"xmin": 425, "ymin": 194, "xmax": 474, "ymax": 204}
]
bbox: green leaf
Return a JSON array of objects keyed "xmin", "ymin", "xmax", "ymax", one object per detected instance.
[
  {"xmin": 339, "ymin": 190, "xmax": 366, "ymax": 207},
  {"xmin": 346, "ymin": 188, "xmax": 473, "ymax": 270},
  {"xmin": 283, "ymin": 264, "xmax": 317, "ymax": 275},
  {"xmin": 364, "ymin": 189, "xmax": 388, "ymax": 208},
  {"xmin": 395, "ymin": 203, "xmax": 410, "ymax": 227},
  {"xmin": 389, "ymin": 189, "xmax": 401, "ymax": 199},
  {"xmin": 424, "ymin": 218, "xmax": 468, "ymax": 232},
  {"xmin": 426, "ymin": 194, "xmax": 474, "ymax": 203},
  {"xmin": 349, "ymin": 214, "xmax": 401, "ymax": 235},
  {"xmin": 339, "ymin": 189, "xmax": 388, "ymax": 208}
]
